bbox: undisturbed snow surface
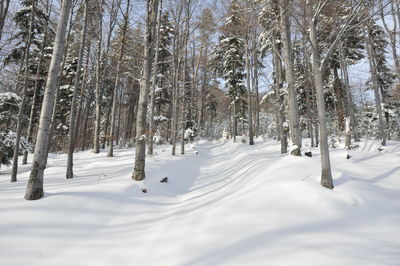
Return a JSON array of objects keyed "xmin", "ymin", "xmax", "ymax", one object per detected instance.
[{"xmin": 1, "ymin": 139, "xmax": 400, "ymax": 266}]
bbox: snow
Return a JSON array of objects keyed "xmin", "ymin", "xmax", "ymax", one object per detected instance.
[
  {"xmin": 0, "ymin": 139, "xmax": 399, "ymax": 266},
  {"xmin": 0, "ymin": 92, "xmax": 21, "ymax": 102}
]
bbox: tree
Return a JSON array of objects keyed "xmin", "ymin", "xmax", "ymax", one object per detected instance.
[
  {"xmin": 66, "ymin": 0, "xmax": 89, "ymax": 179},
  {"xmin": 279, "ymin": 0, "xmax": 301, "ymax": 153},
  {"xmin": 213, "ymin": 0, "xmax": 246, "ymax": 143},
  {"xmin": 107, "ymin": 0, "xmax": 130, "ymax": 157},
  {"xmin": 147, "ymin": 0, "xmax": 163, "ymax": 155},
  {"xmin": 11, "ymin": 0, "xmax": 36, "ymax": 182},
  {"xmin": 132, "ymin": 0, "xmax": 159, "ymax": 182},
  {"xmin": 0, "ymin": 0, "xmax": 11, "ymax": 43},
  {"xmin": 25, "ymin": 0, "xmax": 73, "ymax": 200}
]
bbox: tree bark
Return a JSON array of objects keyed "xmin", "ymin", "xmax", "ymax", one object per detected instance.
[
  {"xmin": 11, "ymin": 1, "xmax": 35, "ymax": 182},
  {"xmin": 307, "ymin": 0, "xmax": 333, "ymax": 189},
  {"xmin": 66, "ymin": 0, "xmax": 88, "ymax": 179},
  {"xmin": 93, "ymin": 0, "xmax": 104, "ymax": 154},
  {"xmin": 23, "ymin": 0, "xmax": 54, "ymax": 165},
  {"xmin": 279, "ymin": 0, "xmax": 301, "ymax": 150},
  {"xmin": 132, "ymin": 0, "xmax": 159, "ymax": 181},
  {"xmin": 246, "ymin": 41, "xmax": 254, "ymax": 145},
  {"xmin": 271, "ymin": 33, "xmax": 288, "ymax": 154},
  {"xmin": 148, "ymin": 0, "xmax": 162, "ymax": 155},
  {"xmin": 108, "ymin": 0, "xmax": 130, "ymax": 157},
  {"xmin": 25, "ymin": 0, "xmax": 72, "ymax": 200},
  {"xmin": 0, "ymin": 0, "xmax": 10, "ymax": 44},
  {"xmin": 365, "ymin": 25, "xmax": 387, "ymax": 146}
]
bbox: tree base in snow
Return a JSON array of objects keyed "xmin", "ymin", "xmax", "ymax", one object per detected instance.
[
  {"xmin": 290, "ymin": 147, "xmax": 301, "ymax": 156},
  {"xmin": 321, "ymin": 169, "xmax": 334, "ymax": 189},
  {"xmin": 132, "ymin": 169, "xmax": 145, "ymax": 181}
]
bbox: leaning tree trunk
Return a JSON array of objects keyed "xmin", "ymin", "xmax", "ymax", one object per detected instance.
[
  {"xmin": 66, "ymin": 1, "xmax": 88, "ymax": 179},
  {"xmin": 11, "ymin": 1, "xmax": 35, "ymax": 182},
  {"xmin": 132, "ymin": 0, "xmax": 159, "ymax": 181},
  {"xmin": 308, "ymin": 0, "xmax": 333, "ymax": 189},
  {"xmin": 24, "ymin": 0, "xmax": 72, "ymax": 200},
  {"xmin": 279, "ymin": 0, "xmax": 301, "ymax": 151},
  {"xmin": 23, "ymin": 0, "xmax": 54, "ymax": 165}
]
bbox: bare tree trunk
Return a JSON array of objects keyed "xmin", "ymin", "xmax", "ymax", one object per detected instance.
[
  {"xmin": 171, "ymin": 21, "xmax": 181, "ymax": 155},
  {"xmin": 279, "ymin": 0, "xmax": 301, "ymax": 151},
  {"xmin": 74, "ymin": 42, "xmax": 91, "ymax": 148},
  {"xmin": 0, "ymin": 0, "xmax": 10, "ymax": 44},
  {"xmin": 108, "ymin": 0, "xmax": 130, "ymax": 157},
  {"xmin": 11, "ymin": 1, "xmax": 35, "ymax": 182},
  {"xmin": 94, "ymin": 0, "xmax": 104, "ymax": 154},
  {"xmin": 66, "ymin": 0, "xmax": 88, "ymax": 179},
  {"xmin": 132, "ymin": 0, "xmax": 159, "ymax": 181},
  {"xmin": 253, "ymin": 45, "xmax": 260, "ymax": 138},
  {"xmin": 365, "ymin": 25, "xmax": 387, "ymax": 146},
  {"xmin": 307, "ymin": 0, "xmax": 333, "ymax": 189},
  {"xmin": 25, "ymin": 0, "xmax": 72, "ymax": 200},
  {"xmin": 23, "ymin": 0, "xmax": 54, "ymax": 165},
  {"xmin": 246, "ymin": 41, "xmax": 254, "ymax": 145},
  {"xmin": 379, "ymin": 0, "xmax": 400, "ymax": 81},
  {"xmin": 339, "ymin": 44, "xmax": 359, "ymax": 148},
  {"xmin": 148, "ymin": 0, "xmax": 162, "ymax": 155},
  {"xmin": 180, "ymin": 0, "xmax": 191, "ymax": 155},
  {"xmin": 271, "ymin": 33, "xmax": 287, "ymax": 154}
]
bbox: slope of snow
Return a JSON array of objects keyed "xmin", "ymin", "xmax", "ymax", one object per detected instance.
[{"xmin": 0, "ymin": 139, "xmax": 399, "ymax": 266}]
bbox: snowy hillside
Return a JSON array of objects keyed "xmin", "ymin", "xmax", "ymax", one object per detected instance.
[{"xmin": 1, "ymin": 140, "xmax": 400, "ymax": 266}]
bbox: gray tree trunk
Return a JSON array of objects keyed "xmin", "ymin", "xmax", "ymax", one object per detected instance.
[
  {"xmin": 93, "ymin": 0, "xmax": 104, "ymax": 154},
  {"xmin": 307, "ymin": 0, "xmax": 333, "ymax": 189},
  {"xmin": 66, "ymin": 1, "xmax": 88, "ymax": 179},
  {"xmin": 380, "ymin": 0, "xmax": 400, "ymax": 81},
  {"xmin": 0, "ymin": 0, "xmax": 10, "ymax": 44},
  {"xmin": 148, "ymin": 0, "xmax": 162, "ymax": 155},
  {"xmin": 132, "ymin": 0, "xmax": 159, "ymax": 181},
  {"xmin": 365, "ymin": 25, "xmax": 387, "ymax": 146},
  {"xmin": 23, "ymin": 0, "xmax": 54, "ymax": 165},
  {"xmin": 108, "ymin": 0, "xmax": 130, "ymax": 157},
  {"xmin": 279, "ymin": 0, "xmax": 301, "ymax": 151},
  {"xmin": 25, "ymin": 0, "xmax": 72, "ymax": 200},
  {"xmin": 246, "ymin": 42, "xmax": 254, "ymax": 145},
  {"xmin": 271, "ymin": 34, "xmax": 288, "ymax": 154},
  {"xmin": 11, "ymin": 1, "xmax": 35, "ymax": 182}
]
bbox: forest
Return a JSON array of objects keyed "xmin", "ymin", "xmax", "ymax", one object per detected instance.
[{"xmin": 0, "ymin": 0, "xmax": 399, "ymax": 265}]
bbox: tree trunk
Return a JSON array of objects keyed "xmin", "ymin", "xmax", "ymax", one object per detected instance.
[
  {"xmin": 23, "ymin": 1, "xmax": 54, "ymax": 165},
  {"xmin": 246, "ymin": 42, "xmax": 254, "ymax": 145},
  {"xmin": 132, "ymin": 0, "xmax": 159, "ymax": 181},
  {"xmin": 148, "ymin": 0, "xmax": 162, "ymax": 155},
  {"xmin": 365, "ymin": 25, "xmax": 387, "ymax": 146},
  {"xmin": 271, "ymin": 33, "xmax": 287, "ymax": 154},
  {"xmin": 307, "ymin": 0, "xmax": 333, "ymax": 189},
  {"xmin": 66, "ymin": 1, "xmax": 88, "ymax": 179},
  {"xmin": 25, "ymin": 0, "xmax": 72, "ymax": 200},
  {"xmin": 0, "ymin": 0, "xmax": 10, "ymax": 44},
  {"xmin": 279, "ymin": 0, "xmax": 301, "ymax": 150},
  {"xmin": 93, "ymin": 0, "xmax": 104, "ymax": 154},
  {"xmin": 74, "ymin": 42, "xmax": 91, "ymax": 149},
  {"xmin": 108, "ymin": 0, "xmax": 130, "ymax": 157},
  {"xmin": 11, "ymin": 1, "xmax": 35, "ymax": 182}
]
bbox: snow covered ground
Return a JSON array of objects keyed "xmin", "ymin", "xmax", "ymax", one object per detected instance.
[{"xmin": 1, "ymin": 139, "xmax": 399, "ymax": 266}]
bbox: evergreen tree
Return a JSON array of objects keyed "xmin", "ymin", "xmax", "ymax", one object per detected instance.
[{"xmin": 213, "ymin": 0, "xmax": 247, "ymax": 141}]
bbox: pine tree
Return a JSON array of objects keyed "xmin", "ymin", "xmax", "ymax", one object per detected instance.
[{"xmin": 213, "ymin": 0, "xmax": 247, "ymax": 142}]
